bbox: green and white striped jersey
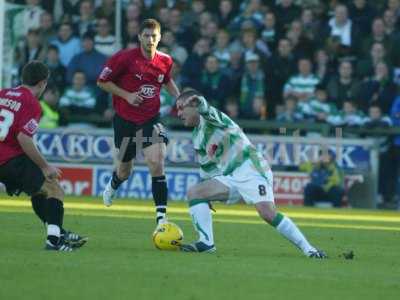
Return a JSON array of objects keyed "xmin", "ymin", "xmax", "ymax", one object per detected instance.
[{"xmin": 192, "ymin": 97, "xmax": 271, "ymax": 181}]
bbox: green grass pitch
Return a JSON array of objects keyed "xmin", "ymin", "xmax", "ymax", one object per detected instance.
[{"xmin": 0, "ymin": 195, "xmax": 399, "ymax": 300}]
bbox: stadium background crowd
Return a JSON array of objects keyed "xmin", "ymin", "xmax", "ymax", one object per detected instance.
[{"xmin": 5, "ymin": 0, "xmax": 400, "ymax": 207}]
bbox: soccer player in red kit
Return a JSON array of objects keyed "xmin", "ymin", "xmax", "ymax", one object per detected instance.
[
  {"xmin": 97, "ymin": 19, "xmax": 180, "ymax": 224},
  {"xmin": 0, "ymin": 61, "xmax": 87, "ymax": 251}
]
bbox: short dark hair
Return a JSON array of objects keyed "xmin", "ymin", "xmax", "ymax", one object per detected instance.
[
  {"xmin": 140, "ymin": 18, "xmax": 161, "ymax": 34},
  {"xmin": 369, "ymin": 101, "xmax": 382, "ymax": 110},
  {"xmin": 176, "ymin": 88, "xmax": 203, "ymax": 102},
  {"xmin": 21, "ymin": 61, "xmax": 49, "ymax": 86},
  {"xmin": 47, "ymin": 45, "xmax": 59, "ymax": 53}
]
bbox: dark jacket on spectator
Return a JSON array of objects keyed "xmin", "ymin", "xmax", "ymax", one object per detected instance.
[
  {"xmin": 67, "ymin": 49, "xmax": 107, "ymax": 86},
  {"xmin": 358, "ymin": 78, "xmax": 397, "ymax": 114}
]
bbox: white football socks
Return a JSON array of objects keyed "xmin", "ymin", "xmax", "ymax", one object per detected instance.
[
  {"xmin": 189, "ymin": 202, "xmax": 214, "ymax": 246},
  {"xmin": 276, "ymin": 215, "xmax": 315, "ymax": 255}
]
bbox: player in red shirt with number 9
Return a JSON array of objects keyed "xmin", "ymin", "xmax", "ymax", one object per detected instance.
[
  {"xmin": 97, "ymin": 19, "xmax": 180, "ymax": 225},
  {"xmin": 0, "ymin": 61, "xmax": 87, "ymax": 251}
]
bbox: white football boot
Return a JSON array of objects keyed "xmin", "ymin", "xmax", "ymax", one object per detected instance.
[{"xmin": 102, "ymin": 179, "xmax": 116, "ymax": 207}]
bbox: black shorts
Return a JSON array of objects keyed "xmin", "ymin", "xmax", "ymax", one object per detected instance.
[
  {"xmin": 0, "ymin": 155, "xmax": 45, "ymax": 196},
  {"xmin": 113, "ymin": 114, "xmax": 168, "ymax": 162}
]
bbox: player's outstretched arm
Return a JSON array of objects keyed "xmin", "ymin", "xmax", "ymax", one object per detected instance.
[
  {"xmin": 190, "ymin": 96, "xmax": 233, "ymax": 128},
  {"xmin": 17, "ymin": 132, "xmax": 61, "ymax": 180},
  {"xmin": 97, "ymin": 81, "xmax": 143, "ymax": 106},
  {"xmin": 164, "ymin": 79, "xmax": 180, "ymax": 98}
]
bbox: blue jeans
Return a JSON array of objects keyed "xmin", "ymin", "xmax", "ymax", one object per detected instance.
[{"xmin": 304, "ymin": 183, "xmax": 344, "ymax": 208}]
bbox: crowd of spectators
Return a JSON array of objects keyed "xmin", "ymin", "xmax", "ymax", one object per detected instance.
[
  {"xmin": 7, "ymin": 0, "xmax": 400, "ymax": 129},
  {"xmin": 6, "ymin": 0, "xmax": 400, "ymax": 206}
]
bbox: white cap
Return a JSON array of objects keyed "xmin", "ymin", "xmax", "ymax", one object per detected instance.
[{"xmin": 245, "ymin": 52, "xmax": 260, "ymax": 63}]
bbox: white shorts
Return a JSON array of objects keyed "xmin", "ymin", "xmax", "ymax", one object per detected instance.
[{"xmin": 214, "ymin": 160, "xmax": 274, "ymax": 205}]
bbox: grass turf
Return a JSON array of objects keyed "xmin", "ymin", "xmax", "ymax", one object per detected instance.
[{"xmin": 0, "ymin": 195, "xmax": 399, "ymax": 300}]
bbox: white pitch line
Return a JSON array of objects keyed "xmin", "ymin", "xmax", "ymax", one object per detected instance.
[
  {"xmin": 1, "ymin": 206, "xmax": 400, "ymax": 232},
  {"xmin": 1, "ymin": 199, "xmax": 400, "ymax": 223}
]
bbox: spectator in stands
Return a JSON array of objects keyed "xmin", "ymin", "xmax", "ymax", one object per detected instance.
[
  {"xmin": 363, "ymin": 102, "xmax": 394, "ymax": 208},
  {"xmin": 356, "ymin": 42, "xmax": 389, "ymax": 79},
  {"xmin": 390, "ymin": 95, "xmax": 400, "ymax": 207},
  {"xmin": 39, "ymin": 85, "xmax": 62, "ymax": 129},
  {"xmin": 124, "ymin": 3, "xmax": 142, "ymax": 25},
  {"xmin": 225, "ymin": 48, "xmax": 244, "ymax": 97},
  {"xmin": 314, "ymin": 48, "xmax": 332, "ymax": 85},
  {"xmin": 266, "ymin": 38, "xmax": 296, "ymax": 115},
  {"xmin": 181, "ymin": 38, "xmax": 210, "ymax": 87},
  {"xmin": 157, "ymin": 6, "xmax": 171, "ymax": 28},
  {"xmin": 182, "ymin": 0, "xmax": 206, "ymax": 27},
  {"xmin": 383, "ymin": 9, "xmax": 398, "ymax": 38},
  {"xmin": 38, "ymin": 11, "xmax": 57, "ymax": 43},
  {"xmin": 364, "ymin": 102, "xmax": 393, "ymax": 128},
  {"xmin": 299, "ymin": 85, "xmax": 338, "ymax": 122},
  {"xmin": 358, "ymin": 61, "xmax": 397, "ymax": 114},
  {"xmin": 232, "ymin": 27, "xmax": 269, "ymax": 66},
  {"xmin": 324, "ymin": 100, "xmax": 365, "ymax": 127},
  {"xmin": 13, "ymin": 0, "xmax": 44, "ymax": 40},
  {"xmin": 196, "ymin": 55, "xmax": 231, "ymax": 110},
  {"xmin": 41, "ymin": 0, "xmax": 79, "ymax": 21},
  {"xmin": 45, "ymin": 45, "xmax": 67, "ymax": 92},
  {"xmin": 200, "ymin": 20, "xmax": 220, "ymax": 42},
  {"xmin": 348, "ymin": 0, "xmax": 377, "ymax": 35},
  {"xmin": 276, "ymin": 96, "xmax": 301, "ymax": 122},
  {"xmin": 95, "ymin": 0, "xmax": 116, "ymax": 29},
  {"xmin": 59, "ymin": 71, "xmax": 97, "ymax": 125},
  {"xmin": 283, "ymin": 57, "xmax": 320, "ymax": 102},
  {"xmin": 301, "ymin": 150, "xmax": 344, "ymax": 208},
  {"xmin": 161, "ymin": 31, "xmax": 188, "ymax": 65},
  {"xmin": 239, "ymin": 52, "xmax": 266, "ymax": 119},
  {"xmin": 229, "ymin": 0, "xmax": 264, "ymax": 33},
  {"xmin": 260, "ymin": 11, "xmax": 279, "ymax": 52},
  {"xmin": 322, "ymin": 4, "xmax": 359, "ymax": 57},
  {"xmin": 217, "ymin": 0, "xmax": 236, "ymax": 29},
  {"xmin": 285, "ymin": 20, "xmax": 315, "ymax": 60},
  {"xmin": 326, "ymin": 60, "xmax": 361, "ymax": 108},
  {"xmin": 94, "ymin": 17, "xmax": 119, "ymax": 57},
  {"xmin": 167, "ymin": 8, "xmax": 193, "ymax": 50},
  {"xmin": 273, "ymin": 0, "xmax": 301, "ymax": 32},
  {"xmin": 213, "ymin": 29, "xmax": 231, "ymax": 69},
  {"xmin": 224, "ymin": 97, "xmax": 239, "ymax": 119},
  {"xmin": 123, "ymin": 19, "xmax": 140, "ymax": 48},
  {"xmin": 16, "ymin": 29, "xmax": 47, "ymax": 69},
  {"xmin": 51, "ymin": 23, "xmax": 82, "ymax": 67},
  {"xmin": 360, "ymin": 18, "xmax": 392, "ymax": 59},
  {"xmin": 73, "ymin": 0, "xmax": 97, "ymax": 37},
  {"xmin": 387, "ymin": 0, "xmax": 400, "ymax": 17},
  {"xmin": 300, "ymin": 8, "xmax": 320, "ymax": 42},
  {"xmin": 67, "ymin": 33, "xmax": 107, "ymax": 87}
]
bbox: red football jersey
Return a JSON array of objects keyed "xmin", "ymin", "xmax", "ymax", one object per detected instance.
[
  {"xmin": 98, "ymin": 47, "xmax": 173, "ymax": 124},
  {"xmin": 0, "ymin": 86, "xmax": 41, "ymax": 165}
]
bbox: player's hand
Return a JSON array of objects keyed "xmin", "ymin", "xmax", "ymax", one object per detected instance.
[
  {"xmin": 42, "ymin": 165, "xmax": 62, "ymax": 181},
  {"xmin": 125, "ymin": 92, "xmax": 143, "ymax": 106},
  {"xmin": 153, "ymin": 123, "xmax": 166, "ymax": 136},
  {"xmin": 181, "ymin": 95, "xmax": 200, "ymax": 108}
]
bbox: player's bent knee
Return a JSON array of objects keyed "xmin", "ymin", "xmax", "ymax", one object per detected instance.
[
  {"xmin": 255, "ymin": 202, "xmax": 277, "ymax": 224},
  {"xmin": 146, "ymin": 159, "xmax": 164, "ymax": 176},
  {"xmin": 187, "ymin": 186, "xmax": 201, "ymax": 201},
  {"xmin": 44, "ymin": 181, "xmax": 64, "ymax": 200},
  {"xmin": 117, "ymin": 169, "xmax": 131, "ymax": 181}
]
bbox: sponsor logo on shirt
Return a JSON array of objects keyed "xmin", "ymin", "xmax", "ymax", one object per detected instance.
[
  {"xmin": 157, "ymin": 74, "xmax": 164, "ymax": 83},
  {"xmin": 5, "ymin": 91, "xmax": 22, "ymax": 97},
  {"xmin": 99, "ymin": 67, "xmax": 112, "ymax": 80},
  {"xmin": 208, "ymin": 144, "xmax": 218, "ymax": 156},
  {"xmin": 23, "ymin": 118, "xmax": 39, "ymax": 135},
  {"xmin": 138, "ymin": 85, "xmax": 157, "ymax": 98}
]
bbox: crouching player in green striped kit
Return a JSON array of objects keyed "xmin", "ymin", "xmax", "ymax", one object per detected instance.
[{"xmin": 176, "ymin": 89, "xmax": 327, "ymax": 258}]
